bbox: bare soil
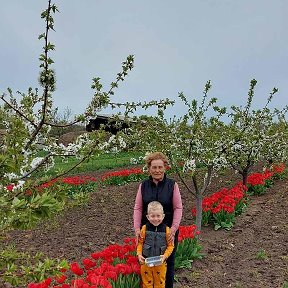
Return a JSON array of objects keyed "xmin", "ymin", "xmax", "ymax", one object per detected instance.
[{"xmin": 2, "ymin": 167, "xmax": 288, "ymax": 288}]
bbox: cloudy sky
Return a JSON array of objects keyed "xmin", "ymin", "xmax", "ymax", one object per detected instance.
[{"xmin": 1, "ymin": 0, "xmax": 287, "ymax": 120}]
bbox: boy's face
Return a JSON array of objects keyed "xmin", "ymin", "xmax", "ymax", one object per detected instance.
[{"xmin": 147, "ymin": 208, "xmax": 164, "ymax": 226}]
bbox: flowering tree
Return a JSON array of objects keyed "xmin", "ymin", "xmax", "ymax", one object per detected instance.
[
  {"xmin": 121, "ymin": 80, "xmax": 288, "ymax": 231},
  {"xmin": 0, "ymin": 0, "xmax": 173, "ymax": 230},
  {"xmin": 261, "ymin": 113, "xmax": 288, "ymax": 165},
  {"xmin": 219, "ymin": 79, "xmax": 288, "ymax": 185},
  {"xmin": 125, "ymin": 81, "xmax": 228, "ymax": 231}
]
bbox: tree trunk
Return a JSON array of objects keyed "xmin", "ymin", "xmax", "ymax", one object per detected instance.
[
  {"xmin": 192, "ymin": 174, "xmax": 203, "ymax": 231},
  {"xmin": 242, "ymin": 171, "xmax": 248, "ymax": 186},
  {"xmin": 195, "ymin": 192, "xmax": 203, "ymax": 231},
  {"xmin": 241, "ymin": 165, "xmax": 251, "ymax": 186},
  {"xmin": 192, "ymin": 166, "xmax": 213, "ymax": 232}
]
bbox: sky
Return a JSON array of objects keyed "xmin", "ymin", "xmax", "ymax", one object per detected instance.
[{"xmin": 1, "ymin": 0, "xmax": 287, "ymax": 120}]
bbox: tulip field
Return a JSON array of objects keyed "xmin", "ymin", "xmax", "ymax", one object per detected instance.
[{"xmin": 1, "ymin": 162, "xmax": 287, "ymax": 288}]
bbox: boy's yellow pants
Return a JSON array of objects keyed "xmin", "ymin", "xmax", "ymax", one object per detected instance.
[{"xmin": 140, "ymin": 262, "xmax": 167, "ymax": 288}]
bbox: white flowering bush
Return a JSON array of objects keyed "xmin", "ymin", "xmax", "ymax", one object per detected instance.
[
  {"xmin": 124, "ymin": 80, "xmax": 287, "ymax": 231},
  {"xmin": 0, "ymin": 1, "xmax": 173, "ymax": 230},
  {"xmin": 219, "ymin": 79, "xmax": 288, "ymax": 185}
]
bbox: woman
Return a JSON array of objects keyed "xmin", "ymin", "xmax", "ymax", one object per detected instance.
[{"xmin": 133, "ymin": 152, "xmax": 183, "ymax": 288}]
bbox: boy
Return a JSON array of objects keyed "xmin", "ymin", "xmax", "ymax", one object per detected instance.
[{"xmin": 136, "ymin": 201, "xmax": 174, "ymax": 288}]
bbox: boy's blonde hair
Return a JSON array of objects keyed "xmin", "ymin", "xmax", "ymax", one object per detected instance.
[{"xmin": 147, "ymin": 201, "xmax": 164, "ymax": 214}]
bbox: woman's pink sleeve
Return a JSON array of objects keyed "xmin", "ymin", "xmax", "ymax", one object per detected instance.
[
  {"xmin": 133, "ymin": 184, "xmax": 143, "ymax": 231},
  {"xmin": 172, "ymin": 182, "xmax": 183, "ymax": 231}
]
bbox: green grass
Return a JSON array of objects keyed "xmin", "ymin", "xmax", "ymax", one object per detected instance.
[
  {"xmin": 256, "ymin": 249, "xmax": 268, "ymax": 260},
  {"xmin": 34, "ymin": 151, "xmax": 143, "ymax": 178}
]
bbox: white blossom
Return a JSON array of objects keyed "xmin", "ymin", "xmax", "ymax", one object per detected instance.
[
  {"xmin": 130, "ymin": 158, "xmax": 138, "ymax": 164},
  {"xmin": 183, "ymin": 159, "xmax": 196, "ymax": 173},
  {"xmin": 3, "ymin": 172, "xmax": 18, "ymax": 181},
  {"xmin": 30, "ymin": 157, "xmax": 44, "ymax": 169},
  {"xmin": 118, "ymin": 136, "xmax": 127, "ymax": 149}
]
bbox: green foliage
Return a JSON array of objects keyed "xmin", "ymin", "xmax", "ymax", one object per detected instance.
[
  {"xmin": 0, "ymin": 154, "xmax": 14, "ymax": 177},
  {"xmin": 0, "ymin": 149, "xmax": 145, "ymax": 232},
  {"xmin": 256, "ymin": 249, "xmax": 268, "ymax": 260},
  {"xmin": 264, "ymin": 178, "xmax": 274, "ymax": 188},
  {"xmin": 175, "ymin": 238, "xmax": 204, "ymax": 269},
  {"xmin": 0, "ymin": 186, "xmax": 66, "ymax": 230},
  {"xmin": 213, "ymin": 210, "xmax": 236, "ymax": 231},
  {"xmin": 65, "ymin": 181, "xmax": 98, "ymax": 198},
  {"xmin": 39, "ymin": 151, "xmax": 143, "ymax": 177},
  {"xmin": 234, "ymin": 198, "xmax": 249, "ymax": 216},
  {"xmin": 110, "ymin": 273, "xmax": 140, "ymax": 288},
  {"xmin": 0, "ymin": 245, "xmax": 68, "ymax": 287},
  {"xmin": 273, "ymin": 171, "xmax": 287, "ymax": 180},
  {"xmin": 247, "ymin": 184, "xmax": 266, "ymax": 196},
  {"xmin": 201, "ymin": 210, "xmax": 212, "ymax": 226},
  {"xmin": 102, "ymin": 172, "xmax": 146, "ymax": 186}
]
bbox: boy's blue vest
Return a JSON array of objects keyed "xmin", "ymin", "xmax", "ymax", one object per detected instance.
[{"xmin": 142, "ymin": 222, "xmax": 168, "ymax": 258}]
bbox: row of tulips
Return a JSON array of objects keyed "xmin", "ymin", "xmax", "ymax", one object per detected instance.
[
  {"xmin": 192, "ymin": 182, "xmax": 248, "ymax": 230},
  {"xmin": 246, "ymin": 163, "xmax": 285, "ymax": 195},
  {"xmin": 101, "ymin": 168, "xmax": 146, "ymax": 186},
  {"xmin": 5, "ymin": 167, "xmax": 147, "ymax": 197},
  {"xmin": 27, "ymin": 225, "xmax": 202, "ymax": 288},
  {"xmin": 192, "ymin": 163, "xmax": 286, "ymax": 230},
  {"xmin": 246, "ymin": 163, "xmax": 286, "ymax": 195},
  {"xmin": 21, "ymin": 163, "xmax": 286, "ymax": 286},
  {"xmin": 6, "ymin": 164, "xmax": 172, "ymax": 194}
]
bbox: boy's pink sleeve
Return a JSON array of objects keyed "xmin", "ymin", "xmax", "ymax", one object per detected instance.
[
  {"xmin": 172, "ymin": 182, "xmax": 183, "ymax": 231},
  {"xmin": 133, "ymin": 184, "xmax": 143, "ymax": 231}
]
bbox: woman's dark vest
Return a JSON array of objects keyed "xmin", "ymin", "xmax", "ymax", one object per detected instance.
[
  {"xmin": 141, "ymin": 174, "xmax": 175, "ymax": 227},
  {"xmin": 142, "ymin": 222, "xmax": 167, "ymax": 258}
]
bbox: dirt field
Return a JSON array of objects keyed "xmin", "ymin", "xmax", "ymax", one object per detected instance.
[{"xmin": 2, "ymin": 167, "xmax": 288, "ymax": 288}]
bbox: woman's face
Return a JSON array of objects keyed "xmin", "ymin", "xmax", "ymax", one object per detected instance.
[{"xmin": 149, "ymin": 159, "xmax": 165, "ymax": 182}]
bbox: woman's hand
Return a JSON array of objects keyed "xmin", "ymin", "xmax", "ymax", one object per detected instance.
[
  {"xmin": 135, "ymin": 228, "xmax": 141, "ymax": 244},
  {"xmin": 168, "ymin": 227, "xmax": 176, "ymax": 243},
  {"xmin": 138, "ymin": 254, "xmax": 145, "ymax": 264}
]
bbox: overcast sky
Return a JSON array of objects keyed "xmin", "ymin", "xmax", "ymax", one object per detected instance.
[{"xmin": 1, "ymin": 0, "xmax": 287, "ymax": 120}]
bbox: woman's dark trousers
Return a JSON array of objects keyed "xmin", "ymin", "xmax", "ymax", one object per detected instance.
[{"xmin": 165, "ymin": 230, "xmax": 179, "ymax": 288}]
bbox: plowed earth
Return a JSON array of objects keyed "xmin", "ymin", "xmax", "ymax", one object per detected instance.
[{"xmin": 2, "ymin": 166, "xmax": 288, "ymax": 288}]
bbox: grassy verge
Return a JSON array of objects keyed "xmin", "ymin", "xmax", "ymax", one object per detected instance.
[{"xmin": 34, "ymin": 151, "xmax": 143, "ymax": 178}]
